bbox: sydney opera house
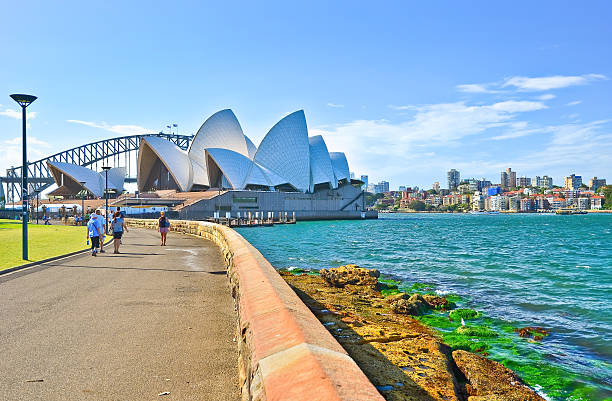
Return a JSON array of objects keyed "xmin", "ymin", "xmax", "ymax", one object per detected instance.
[{"xmin": 46, "ymin": 109, "xmax": 374, "ymax": 220}]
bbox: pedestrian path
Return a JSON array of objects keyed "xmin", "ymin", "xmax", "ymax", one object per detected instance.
[{"xmin": 0, "ymin": 228, "xmax": 239, "ymax": 401}]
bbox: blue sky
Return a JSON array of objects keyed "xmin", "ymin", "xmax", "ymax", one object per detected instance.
[{"xmin": 1, "ymin": 1, "xmax": 611, "ymax": 190}]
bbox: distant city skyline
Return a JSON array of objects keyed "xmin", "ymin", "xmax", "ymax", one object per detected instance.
[{"xmin": 1, "ymin": 1, "xmax": 611, "ymax": 190}]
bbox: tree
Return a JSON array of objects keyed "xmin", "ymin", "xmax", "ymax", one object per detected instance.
[
  {"xmin": 408, "ymin": 200, "xmax": 426, "ymax": 211},
  {"xmin": 602, "ymin": 186, "xmax": 612, "ymax": 210}
]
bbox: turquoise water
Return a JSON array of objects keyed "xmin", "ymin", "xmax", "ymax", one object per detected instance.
[{"xmin": 237, "ymin": 213, "xmax": 612, "ymax": 400}]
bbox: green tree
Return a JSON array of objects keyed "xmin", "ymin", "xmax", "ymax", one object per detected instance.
[
  {"xmin": 602, "ymin": 186, "xmax": 612, "ymax": 210},
  {"xmin": 408, "ymin": 200, "xmax": 426, "ymax": 211}
]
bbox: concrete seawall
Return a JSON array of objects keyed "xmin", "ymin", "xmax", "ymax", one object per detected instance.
[{"xmin": 127, "ymin": 218, "xmax": 384, "ymax": 401}]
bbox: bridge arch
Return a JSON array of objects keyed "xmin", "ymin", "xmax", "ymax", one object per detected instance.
[{"xmin": 1, "ymin": 133, "xmax": 193, "ymax": 202}]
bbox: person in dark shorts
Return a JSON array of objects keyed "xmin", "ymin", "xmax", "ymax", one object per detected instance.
[
  {"xmin": 86, "ymin": 214, "xmax": 102, "ymax": 256},
  {"xmin": 111, "ymin": 211, "xmax": 129, "ymax": 254}
]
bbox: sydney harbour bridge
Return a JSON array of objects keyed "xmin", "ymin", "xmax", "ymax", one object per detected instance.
[{"xmin": 1, "ymin": 133, "xmax": 193, "ymax": 204}]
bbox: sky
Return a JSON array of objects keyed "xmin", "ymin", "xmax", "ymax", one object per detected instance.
[{"xmin": 1, "ymin": 1, "xmax": 611, "ymax": 191}]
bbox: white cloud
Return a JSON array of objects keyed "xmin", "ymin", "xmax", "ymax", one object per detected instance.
[
  {"xmin": 456, "ymin": 83, "xmax": 499, "ymax": 94},
  {"xmin": 538, "ymin": 94, "xmax": 556, "ymax": 100},
  {"xmin": 566, "ymin": 100, "xmax": 582, "ymax": 106},
  {"xmin": 327, "ymin": 103, "xmax": 344, "ymax": 108},
  {"xmin": 66, "ymin": 119, "xmax": 153, "ymax": 136},
  {"xmin": 313, "ymin": 99, "xmax": 550, "ymax": 181},
  {"xmin": 502, "ymin": 74, "xmax": 607, "ymax": 91},
  {"xmin": 4, "ymin": 137, "xmax": 51, "ymax": 147},
  {"xmin": 0, "ymin": 108, "xmax": 37, "ymax": 120},
  {"xmin": 388, "ymin": 105, "xmax": 416, "ymax": 111},
  {"xmin": 489, "ymin": 100, "xmax": 547, "ymax": 112}
]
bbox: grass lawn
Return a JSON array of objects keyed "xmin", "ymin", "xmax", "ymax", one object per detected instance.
[{"xmin": 0, "ymin": 219, "xmax": 88, "ymax": 271}]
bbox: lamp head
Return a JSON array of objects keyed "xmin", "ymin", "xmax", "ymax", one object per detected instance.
[
  {"xmin": 10, "ymin": 94, "xmax": 37, "ymax": 108},
  {"xmin": 101, "ymin": 166, "xmax": 111, "ymax": 171}
]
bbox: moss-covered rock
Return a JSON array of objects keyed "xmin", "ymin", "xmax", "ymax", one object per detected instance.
[
  {"xmin": 449, "ymin": 308, "xmax": 481, "ymax": 321},
  {"xmin": 456, "ymin": 325, "xmax": 498, "ymax": 337},
  {"xmin": 320, "ymin": 264, "xmax": 380, "ymax": 288},
  {"xmin": 391, "ymin": 294, "xmax": 431, "ymax": 315},
  {"xmin": 452, "ymin": 350, "xmax": 546, "ymax": 401}
]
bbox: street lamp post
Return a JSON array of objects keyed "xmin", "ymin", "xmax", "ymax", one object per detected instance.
[
  {"xmin": 10, "ymin": 93, "xmax": 37, "ymax": 260},
  {"xmin": 102, "ymin": 166, "xmax": 111, "ymax": 234}
]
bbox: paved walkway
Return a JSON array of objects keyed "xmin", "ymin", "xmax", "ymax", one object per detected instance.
[{"xmin": 0, "ymin": 228, "xmax": 239, "ymax": 401}]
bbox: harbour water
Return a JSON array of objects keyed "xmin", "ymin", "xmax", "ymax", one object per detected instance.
[{"xmin": 237, "ymin": 213, "xmax": 612, "ymax": 400}]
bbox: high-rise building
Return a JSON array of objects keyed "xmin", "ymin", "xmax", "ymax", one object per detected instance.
[
  {"xmin": 564, "ymin": 174, "xmax": 582, "ymax": 190},
  {"xmin": 373, "ymin": 181, "xmax": 390, "ymax": 194},
  {"xmin": 501, "ymin": 168, "xmax": 516, "ymax": 189},
  {"xmin": 477, "ymin": 179, "xmax": 492, "ymax": 191},
  {"xmin": 535, "ymin": 176, "xmax": 553, "ymax": 188},
  {"xmin": 447, "ymin": 169, "xmax": 460, "ymax": 191},
  {"xmin": 517, "ymin": 176, "xmax": 531, "ymax": 187},
  {"xmin": 433, "ymin": 182, "xmax": 440, "ymax": 192},
  {"xmin": 589, "ymin": 177, "xmax": 606, "ymax": 191},
  {"xmin": 360, "ymin": 175, "xmax": 369, "ymax": 191},
  {"xmin": 350, "ymin": 172, "xmax": 355, "ymax": 179}
]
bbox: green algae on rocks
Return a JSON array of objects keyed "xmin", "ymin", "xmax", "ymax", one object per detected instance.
[{"xmin": 449, "ymin": 308, "xmax": 481, "ymax": 321}]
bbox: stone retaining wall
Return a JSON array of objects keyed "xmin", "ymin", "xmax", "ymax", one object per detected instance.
[{"xmin": 127, "ymin": 218, "xmax": 383, "ymax": 401}]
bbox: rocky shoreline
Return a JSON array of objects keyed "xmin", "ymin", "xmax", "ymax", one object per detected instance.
[{"xmin": 280, "ymin": 265, "xmax": 546, "ymax": 401}]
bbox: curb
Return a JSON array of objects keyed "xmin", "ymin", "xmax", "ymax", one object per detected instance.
[
  {"xmin": 0, "ymin": 237, "xmax": 114, "ymax": 277},
  {"xmin": 126, "ymin": 218, "xmax": 384, "ymax": 401}
]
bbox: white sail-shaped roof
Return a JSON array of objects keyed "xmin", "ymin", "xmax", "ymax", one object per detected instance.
[
  {"xmin": 329, "ymin": 152, "xmax": 350, "ymax": 182},
  {"xmin": 190, "ymin": 109, "xmax": 251, "ymax": 163},
  {"xmin": 106, "ymin": 167, "xmax": 126, "ymax": 192},
  {"xmin": 47, "ymin": 161, "xmax": 105, "ymax": 197},
  {"xmin": 206, "ymin": 148, "xmax": 274, "ymax": 189},
  {"xmin": 245, "ymin": 135, "xmax": 257, "ymax": 159},
  {"xmin": 254, "ymin": 110, "xmax": 310, "ymax": 192},
  {"xmin": 138, "ymin": 136, "xmax": 192, "ymax": 192},
  {"xmin": 309, "ymin": 135, "xmax": 337, "ymax": 189}
]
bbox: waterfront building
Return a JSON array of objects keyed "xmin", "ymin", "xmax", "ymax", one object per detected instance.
[
  {"xmin": 520, "ymin": 198, "xmax": 535, "ymax": 212},
  {"xmin": 564, "ymin": 174, "xmax": 582, "ymax": 190},
  {"xmin": 432, "ymin": 181, "xmax": 440, "ymax": 192},
  {"xmin": 577, "ymin": 197, "xmax": 590, "ymax": 210},
  {"xmin": 135, "ymin": 109, "xmax": 371, "ymax": 219},
  {"xmin": 447, "ymin": 169, "xmax": 460, "ymax": 191},
  {"xmin": 439, "ymin": 188, "xmax": 450, "ymax": 196},
  {"xmin": 591, "ymin": 195, "xmax": 604, "ymax": 209},
  {"xmin": 589, "ymin": 177, "xmax": 606, "ymax": 191},
  {"xmin": 472, "ymin": 194, "xmax": 485, "ymax": 211},
  {"xmin": 535, "ymin": 175, "xmax": 553, "ymax": 188},
  {"xmin": 509, "ymin": 196, "xmax": 520, "ymax": 212},
  {"xmin": 360, "ymin": 175, "xmax": 369, "ymax": 191},
  {"xmin": 501, "ymin": 168, "xmax": 517, "ymax": 189},
  {"xmin": 489, "ymin": 195, "xmax": 509, "ymax": 211},
  {"xmin": 534, "ymin": 196, "xmax": 549, "ymax": 211},
  {"xmin": 551, "ymin": 198, "xmax": 566, "ymax": 209},
  {"xmin": 517, "ymin": 176, "xmax": 531, "ymax": 187}
]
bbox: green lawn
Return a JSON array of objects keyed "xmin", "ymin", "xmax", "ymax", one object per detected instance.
[{"xmin": 0, "ymin": 219, "xmax": 88, "ymax": 271}]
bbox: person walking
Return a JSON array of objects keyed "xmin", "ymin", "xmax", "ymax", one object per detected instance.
[
  {"xmin": 157, "ymin": 211, "xmax": 170, "ymax": 246},
  {"xmin": 95, "ymin": 209, "xmax": 106, "ymax": 253},
  {"xmin": 86, "ymin": 214, "xmax": 102, "ymax": 256},
  {"xmin": 111, "ymin": 211, "xmax": 129, "ymax": 254}
]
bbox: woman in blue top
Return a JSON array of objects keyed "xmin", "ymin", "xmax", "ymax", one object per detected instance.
[{"xmin": 111, "ymin": 211, "xmax": 129, "ymax": 254}]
